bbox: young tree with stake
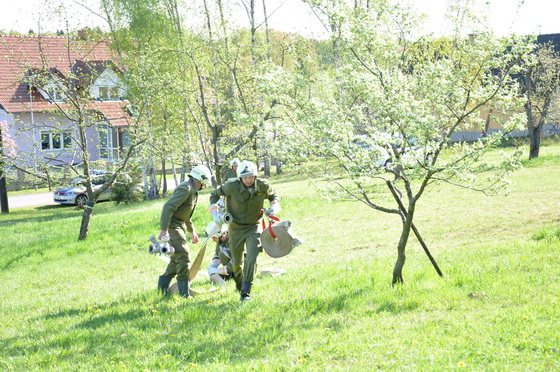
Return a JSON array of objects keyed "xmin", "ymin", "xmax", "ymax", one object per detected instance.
[{"xmin": 280, "ymin": 0, "xmax": 529, "ymax": 285}]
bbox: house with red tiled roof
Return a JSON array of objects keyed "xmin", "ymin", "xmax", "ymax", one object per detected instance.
[{"xmin": 0, "ymin": 34, "xmax": 131, "ymax": 172}]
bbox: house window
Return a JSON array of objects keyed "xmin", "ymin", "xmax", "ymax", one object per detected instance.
[
  {"xmin": 45, "ymin": 86, "xmax": 64, "ymax": 102},
  {"xmin": 99, "ymin": 86, "xmax": 120, "ymax": 101},
  {"xmin": 98, "ymin": 124, "xmax": 120, "ymax": 161},
  {"xmin": 41, "ymin": 130, "xmax": 73, "ymax": 150}
]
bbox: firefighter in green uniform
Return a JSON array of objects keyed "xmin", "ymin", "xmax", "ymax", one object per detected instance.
[
  {"xmin": 222, "ymin": 158, "xmax": 240, "ymax": 184},
  {"xmin": 209, "ymin": 160, "xmax": 280, "ymax": 301},
  {"xmin": 157, "ymin": 165, "xmax": 212, "ymax": 298}
]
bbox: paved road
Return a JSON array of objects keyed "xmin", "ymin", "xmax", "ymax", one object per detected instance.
[
  {"xmin": 6, "ymin": 179, "xmax": 180, "ymax": 209},
  {"xmin": 7, "ymin": 191, "xmax": 57, "ymax": 209}
]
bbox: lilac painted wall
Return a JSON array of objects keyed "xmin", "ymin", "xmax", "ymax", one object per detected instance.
[{"xmin": 5, "ymin": 111, "xmax": 102, "ymax": 168}]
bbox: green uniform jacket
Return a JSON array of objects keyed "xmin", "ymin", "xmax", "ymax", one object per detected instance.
[
  {"xmin": 210, "ymin": 178, "xmax": 277, "ymax": 225},
  {"xmin": 160, "ymin": 178, "xmax": 198, "ymax": 233},
  {"xmin": 222, "ymin": 169, "xmax": 237, "ymax": 183}
]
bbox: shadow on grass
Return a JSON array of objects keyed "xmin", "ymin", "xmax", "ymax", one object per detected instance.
[
  {"xmin": 1, "ymin": 263, "xmax": 424, "ymax": 368},
  {"xmin": 298, "ymin": 288, "xmax": 369, "ymax": 316},
  {"xmin": 373, "ymin": 300, "xmax": 421, "ymax": 313},
  {"xmin": 0, "ymin": 202, "xmax": 119, "ymax": 227},
  {"xmin": 2, "ymin": 283, "xmax": 376, "ymax": 367},
  {"xmin": 521, "ymin": 154, "xmax": 560, "ymax": 168},
  {"xmin": 1, "ymin": 250, "xmax": 37, "ymax": 271},
  {"xmin": 269, "ymin": 172, "xmax": 307, "ymax": 185}
]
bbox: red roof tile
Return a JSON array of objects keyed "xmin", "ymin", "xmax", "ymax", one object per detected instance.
[
  {"xmin": 0, "ymin": 35, "xmax": 129, "ymax": 126},
  {"xmin": 92, "ymin": 101, "xmax": 132, "ymax": 127}
]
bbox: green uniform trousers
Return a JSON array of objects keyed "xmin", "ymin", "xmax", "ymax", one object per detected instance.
[
  {"xmin": 228, "ymin": 222, "xmax": 262, "ymax": 283},
  {"xmin": 162, "ymin": 219, "xmax": 190, "ymax": 281}
]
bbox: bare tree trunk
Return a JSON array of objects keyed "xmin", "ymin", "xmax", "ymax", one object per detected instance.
[
  {"xmin": 248, "ymin": 0, "xmax": 256, "ymax": 67},
  {"xmin": 181, "ymin": 154, "xmax": 187, "ymax": 183},
  {"xmin": 161, "ymin": 158, "xmax": 168, "ymax": 194},
  {"xmin": 0, "ymin": 172, "xmax": 9, "ymax": 213},
  {"xmin": 525, "ymin": 97, "xmax": 550, "ymax": 159},
  {"xmin": 0, "ymin": 127, "xmax": 9, "ymax": 212},
  {"xmin": 524, "ymin": 66, "xmax": 553, "ymax": 159},
  {"xmin": 263, "ymin": 156, "xmax": 271, "ymax": 177},
  {"xmin": 262, "ymin": 0, "xmax": 271, "ymax": 60},
  {"xmin": 215, "ymin": 164, "xmax": 223, "ymax": 186},
  {"xmin": 386, "ymin": 180, "xmax": 443, "ymax": 279},
  {"xmin": 78, "ymin": 203, "xmax": 93, "ymax": 240},
  {"xmin": 172, "ymin": 162, "xmax": 179, "ymax": 188},
  {"xmin": 143, "ymin": 154, "xmax": 158, "ymax": 200},
  {"xmin": 77, "ymin": 121, "xmax": 94, "ymax": 240},
  {"xmin": 202, "ymin": 0, "xmax": 223, "ymax": 180},
  {"xmin": 528, "ymin": 123, "xmax": 542, "ymax": 158},
  {"xmin": 181, "ymin": 163, "xmax": 188, "ymax": 183},
  {"xmin": 482, "ymin": 108, "xmax": 493, "ymax": 137},
  {"xmin": 149, "ymin": 159, "xmax": 158, "ymax": 198},
  {"xmin": 182, "ymin": 103, "xmax": 190, "ymax": 184},
  {"xmin": 211, "ymin": 124, "xmax": 221, "ymax": 183},
  {"xmin": 392, "ymin": 214, "xmax": 412, "ymax": 285}
]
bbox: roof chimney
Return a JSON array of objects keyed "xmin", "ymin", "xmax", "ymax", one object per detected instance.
[{"xmin": 77, "ymin": 29, "xmax": 89, "ymax": 40}]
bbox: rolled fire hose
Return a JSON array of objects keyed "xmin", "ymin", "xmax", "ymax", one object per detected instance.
[{"xmin": 260, "ymin": 215, "xmax": 294, "ymax": 258}]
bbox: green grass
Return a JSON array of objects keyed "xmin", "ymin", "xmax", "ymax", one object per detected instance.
[
  {"xmin": 1, "ymin": 145, "xmax": 560, "ymax": 371},
  {"xmin": 7, "ymin": 186, "xmax": 50, "ymax": 195}
]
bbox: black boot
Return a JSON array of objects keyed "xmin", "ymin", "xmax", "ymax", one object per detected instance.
[
  {"xmin": 240, "ymin": 281, "xmax": 252, "ymax": 302},
  {"xmin": 233, "ymin": 274, "xmax": 242, "ymax": 292},
  {"xmin": 177, "ymin": 280, "xmax": 190, "ymax": 298},
  {"xmin": 158, "ymin": 275, "xmax": 171, "ymax": 295}
]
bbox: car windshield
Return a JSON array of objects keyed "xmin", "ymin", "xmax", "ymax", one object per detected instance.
[
  {"xmin": 71, "ymin": 177, "xmax": 87, "ymax": 185},
  {"xmin": 70, "ymin": 176, "xmax": 107, "ymax": 186}
]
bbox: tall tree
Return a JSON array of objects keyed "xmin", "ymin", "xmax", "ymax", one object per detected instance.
[
  {"xmin": 101, "ymin": 0, "xmax": 281, "ymax": 187},
  {"xmin": 521, "ymin": 42, "xmax": 560, "ymax": 158},
  {"xmin": 101, "ymin": 0, "xmax": 201, "ymax": 195},
  {"xmin": 280, "ymin": 0, "xmax": 528, "ymax": 284}
]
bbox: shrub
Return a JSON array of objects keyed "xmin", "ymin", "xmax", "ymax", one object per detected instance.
[{"xmin": 111, "ymin": 164, "xmax": 145, "ymax": 204}]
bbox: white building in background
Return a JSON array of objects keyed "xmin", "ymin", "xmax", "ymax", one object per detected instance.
[{"xmin": 0, "ymin": 34, "xmax": 132, "ymax": 177}]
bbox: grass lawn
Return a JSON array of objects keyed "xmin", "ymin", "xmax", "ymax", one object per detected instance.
[
  {"xmin": 8, "ymin": 187, "xmax": 50, "ymax": 195},
  {"xmin": 0, "ymin": 142, "xmax": 559, "ymax": 371}
]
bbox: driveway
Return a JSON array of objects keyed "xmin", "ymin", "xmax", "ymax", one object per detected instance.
[
  {"xmin": 6, "ymin": 179, "xmax": 180, "ymax": 209},
  {"xmin": 7, "ymin": 192, "xmax": 57, "ymax": 209}
]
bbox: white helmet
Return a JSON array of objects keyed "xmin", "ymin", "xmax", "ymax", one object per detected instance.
[
  {"xmin": 189, "ymin": 165, "xmax": 212, "ymax": 186},
  {"xmin": 230, "ymin": 158, "xmax": 240, "ymax": 167},
  {"xmin": 205, "ymin": 221, "xmax": 227, "ymax": 238},
  {"xmin": 236, "ymin": 160, "xmax": 258, "ymax": 178}
]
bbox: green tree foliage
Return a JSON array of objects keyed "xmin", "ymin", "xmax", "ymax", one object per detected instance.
[
  {"xmin": 277, "ymin": 0, "xmax": 529, "ymax": 284},
  {"xmin": 102, "ymin": 0, "xmax": 202, "ymax": 195},
  {"xmin": 101, "ymin": 0, "xmax": 308, "ymax": 184}
]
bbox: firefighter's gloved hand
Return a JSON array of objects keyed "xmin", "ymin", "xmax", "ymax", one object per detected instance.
[{"xmin": 266, "ymin": 200, "xmax": 281, "ymax": 217}]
